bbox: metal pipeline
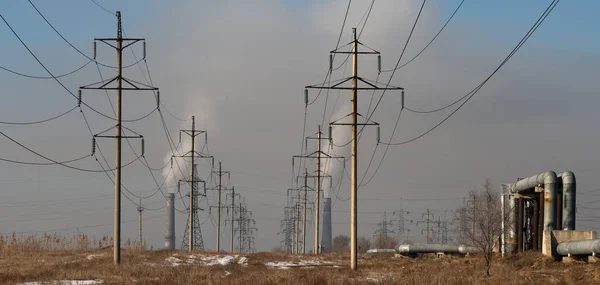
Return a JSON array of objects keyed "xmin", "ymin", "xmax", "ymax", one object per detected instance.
[
  {"xmin": 556, "ymin": 239, "xmax": 600, "ymax": 256},
  {"xmin": 397, "ymin": 244, "xmax": 478, "ymax": 255},
  {"xmin": 509, "ymin": 171, "xmax": 557, "ymax": 231},
  {"xmin": 366, "ymin": 249, "xmax": 396, "ymax": 254},
  {"xmin": 558, "ymin": 171, "xmax": 576, "ymax": 230}
]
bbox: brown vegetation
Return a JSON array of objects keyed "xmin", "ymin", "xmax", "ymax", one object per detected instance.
[{"xmin": 1, "ymin": 243, "xmax": 599, "ymax": 285}]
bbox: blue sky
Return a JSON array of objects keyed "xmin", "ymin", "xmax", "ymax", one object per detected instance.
[{"xmin": 1, "ymin": 0, "xmax": 599, "ymax": 251}]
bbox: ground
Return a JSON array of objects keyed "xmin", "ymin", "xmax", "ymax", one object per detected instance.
[{"xmin": 1, "ymin": 250, "xmax": 599, "ymax": 284}]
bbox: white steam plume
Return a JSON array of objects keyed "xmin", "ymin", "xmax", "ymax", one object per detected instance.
[{"xmin": 320, "ymin": 103, "xmax": 351, "ymax": 198}]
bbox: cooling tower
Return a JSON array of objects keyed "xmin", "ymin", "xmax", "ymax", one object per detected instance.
[
  {"xmin": 321, "ymin": 197, "xmax": 332, "ymax": 252},
  {"xmin": 165, "ymin": 193, "xmax": 175, "ymax": 249}
]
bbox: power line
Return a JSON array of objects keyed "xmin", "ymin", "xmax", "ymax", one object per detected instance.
[
  {"xmin": 0, "ymin": 130, "xmax": 140, "ymax": 173},
  {"xmin": 380, "ymin": 0, "xmax": 465, "ymax": 72},
  {"xmin": 89, "ymin": 0, "xmax": 115, "ymax": 16},
  {"xmin": 0, "ymin": 12, "xmax": 153, "ymax": 122},
  {"xmin": 0, "ymin": 59, "xmax": 92, "ymax": 79},
  {"xmin": 27, "ymin": 0, "xmax": 143, "ymax": 69},
  {"xmin": 359, "ymin": 0, "xmax": 560, "ymax": 186},
  {"xmin": 0, "ymin": 106, "xmax": 78, "ymax": 126}
]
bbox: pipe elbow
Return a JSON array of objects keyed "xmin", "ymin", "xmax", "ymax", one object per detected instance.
[
  {"xmin": 542, "ymin": 171, "xmax": 557, "ymax": 185},
  {"xmin": 560, "ymin": 171, "xmax": 575, "ymax": 184}
]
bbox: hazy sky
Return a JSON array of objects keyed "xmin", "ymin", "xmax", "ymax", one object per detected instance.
[{"xmin": 0, "ymin": 0, "xmax": 599, "ymax": 252}]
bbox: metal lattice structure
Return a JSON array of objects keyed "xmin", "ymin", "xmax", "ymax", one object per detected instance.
[{"xmin": 181, "ymin": 165, "xmax": 204, "ymax": 250}]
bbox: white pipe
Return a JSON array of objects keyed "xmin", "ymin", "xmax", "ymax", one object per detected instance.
[
  {"xmin": 397, "ymin": 244, "xmax": 478, "ymax": 255},
  {"xmin": 509, "ymin": 171, "xmax": 557, "ymax": 231},
  {"xmin": 557, "ymin": 239, "xmax": 600, "ymax": 256},
  {"xmin": 558, "ymin": 171, "xmax": 576, "ymax": 230}
]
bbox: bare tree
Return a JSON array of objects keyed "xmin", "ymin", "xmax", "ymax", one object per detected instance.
[
  {"xmin": 372, "ymin": 235, "xmax": 399, "ymax": 249},
  {"xmin": 455, "ymin": 179, "xmax": 504, "ymax": 276},
  {"xmin": 331, "ymin": 235, "xmax": 350, "ymax": 253},
  {"xmin": 357, "ymin": 236, "xmax": 372, "ymax": 254}
]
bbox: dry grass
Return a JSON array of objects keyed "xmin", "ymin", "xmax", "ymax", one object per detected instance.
[{"xmin": 1, "ymin": 248, "xmax": 599, "ymax": 285}]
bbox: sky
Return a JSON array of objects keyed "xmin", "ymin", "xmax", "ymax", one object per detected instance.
[{"xmin": 0, "ymin": 0, "xmax": 599, "ymax": 252}]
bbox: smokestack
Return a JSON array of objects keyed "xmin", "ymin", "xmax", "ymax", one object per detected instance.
[
  {"xmin": 321, "ymin": 197, "xmax": 332, "ymax": 252},
  {"xmin": 165, "ymin": 193, "xmax": 175, "ymax": 249}
]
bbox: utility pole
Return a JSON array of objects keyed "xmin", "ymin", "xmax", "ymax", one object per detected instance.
[
  {"xmin": 417, "ymin": 209, "xmax": 434, "ymax": 244},
  {"xmin": 137, "ymin": 198, "xmax": 143, "ymax": 248},
  {"xmin": 207, "ymin": 162, "xmax": 230, "ymax": 252},
  {"xmin": 230, "ymin": 187, "xmax": 236, "ymax": 253},
  {"xmin": 305, "ymin": 125, "xmax": 337, "ymax": 254},
  {"xmin": 305, "ymin": 28, "xmax": 402, "ymax": 269},
  {"xmin": 80, "ymin": 11, "xmax": 156, "ymax": 265},
  {"xmin": 302, "ymin": 168, "xmax": 308, "ymax": 254},
  {"xmin": 172, "ymin": 117, "xmax": 212, "ymax": 252},
  {"xmin": 223, "ymin": 189, "xmax": 240, "ymax": 253}
]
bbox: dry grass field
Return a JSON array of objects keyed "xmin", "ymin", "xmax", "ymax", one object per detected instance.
[{"xmin": 1, "ymin": 248, "xmax": 600, "ymax": 285}]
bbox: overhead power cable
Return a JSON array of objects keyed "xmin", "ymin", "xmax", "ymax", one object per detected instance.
[
  {"xmin": 89, "ymin": 0, "xmax": 115, "ymax": 16},
  {"xmin": 0, "ymin": 13, "xmax": 155, "ymax": 122},
  {"xmin": 0, "ymin": 130, "xmax": 140, "ymax": 173},
  {"xmin": 381, "ymin": 0, "xmax": 465, "ymax": 72},
  {"xmin": 0, "ymin": 60, "xmax": 92, "ymax": 79},
  {"xmin": 27, "ymin": 0, "xmax": 142, "ymax": 69},
  {"xmin": 360, "ymin": 0, "xmax": 561, "ymax": 187},
  {"xmin": 0, "ymin": 106, "xmax": 77, "ymax": 125},
  {"xmin": 356, "ymin": 0, "xmax": 427, "ymax": 187}
]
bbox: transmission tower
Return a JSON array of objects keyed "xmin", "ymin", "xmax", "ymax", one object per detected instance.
[
  {"xmin": 393, "ymin": 209, "xmax": 411, "ymax": 243},
  {"xmin": 236, "ymin": 201, "xmax": 258, "ymax": 254},
  {"xmin": 417, "ymin": 209, "xmax": 435, "ymax": 244},
  {"xmin": 207, "ymin": 162, "xmax": 231, "ymax": 252},
  {"xmin": 373, "ymin": 211, "xmax": 395, "ymax": 247},
  {"xmin": 279, "ymin": 205, "xmax": 296, "ymax": 253},
  {"xmin": 172, "ymin": 116, "xmax": 212, "ymax": 252},
  {"xmin": 79, "ymin": 11, "xmax": 157, "ymax": 265},
  {"xmin": 305, "ymin": 28, "xmax": 403, "ymax": 269},
  {"xmin": 223, "ymin": 188, "xmax": 240, "ymax": 253},
  {"xmin": 181, "ymin": 164, "xmax": 206, "ymax": 250}
]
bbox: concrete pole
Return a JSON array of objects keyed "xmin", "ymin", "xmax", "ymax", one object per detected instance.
[
  {"xmin": 113, "ymin": 11, "xmax": 123, "ymax": 265},
  {"xmin": 314, "ymin": 125, "xmax": 321, "ymax": 254},
  {"xmin": 296, "ymin": 201, "xmax": 300, "ymax": 254},
  {"xmin": 231, "ymin": 187, "xmax": 235, "ymax": 253},
  {"xmin": 350, "ymin": 27, "xmax": 358, "ymax": 270},
  {"xmin": 189, "ymin": 116, "xmax": 195, "ymax": 252},
  {"xmin": 137, "ymin": 199, "xmax": 143, "ymax": 248},
  {"xmin": 302, "ymin": 168, "xmax": 308, "ymax": 254},
  {"xmin": 426, "ymin": 209, "xmax": 430, "ymax": 244},
  {"xmin": 238, "ymin": 201, "xmax": 243, "ymax": 253},
  {"xmin": 217, "ymin": 162, "xmax": 222, "ymax": 252},
  {"xmin": 292, "ymin": 206, "xmax": 296, "ymax": 254}
]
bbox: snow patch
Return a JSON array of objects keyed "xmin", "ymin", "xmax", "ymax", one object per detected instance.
[
  {"xmin": 237, "ymin": 256, "xmax": 248, "ymax": 265},
  {"xmin": 86, "ymin": 254, "xmax": 103, "ymax": 260},
  {"xmin": 17, "ymin": 280, "xmax": 103, "ymax": 285},
  {"xmin": 167, "ymin": 254, "xmax": 238, "ymax": 266},
  {"xmin": 165, "ymin": 256, "xmax": 183, "ymax": 267},
  {"xmin": 265, "ymin": 259, "xmax": 340, "ymax": 269}
]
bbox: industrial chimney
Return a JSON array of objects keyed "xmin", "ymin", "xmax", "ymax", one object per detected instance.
[
  {"xmin": 321, "ymin": 197, "xmax": 332, "ymax": 252},
  {"xmin": 165, "ymin": 193, "xmax": 175, "ymax": 249}
]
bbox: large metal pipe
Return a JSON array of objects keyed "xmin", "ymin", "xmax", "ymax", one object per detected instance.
[
  {"xmin": 509, "ymin": 171, "xmax": 557, "ymax": 231},
  {"xmin": 366, "ymin": 249, "xmax": 396, "ymax": 254},
  {"xmin": 507, "ymin": 192, "xmax": 517, "ymax": 254},
  {"xmin": 558, "ymin": 171, "xmax": 576, "ymax": 230},
  {"xmin": 165, "ymin": 193, "xmax": 175, "ymax": 249},
  {"xmin": 556, "ymin": 239, "xmax": 600, "ymax": 256},
  {"xmin": 397, "ymin": 244, "xmax": 478, "ymax": 255}
]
